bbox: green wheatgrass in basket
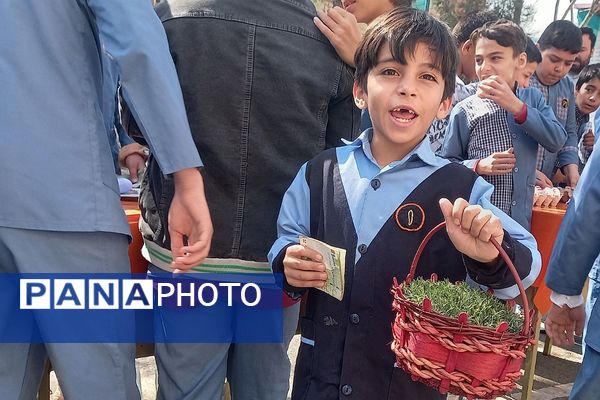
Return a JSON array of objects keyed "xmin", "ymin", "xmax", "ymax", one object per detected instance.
[{"xmin": 403, "ymin": 278, "xmax": 523, "ymax": 333}]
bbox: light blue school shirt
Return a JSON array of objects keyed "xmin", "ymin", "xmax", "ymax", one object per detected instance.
[
  {"xmin": 0, "ymin": 0, "xmax": 202, "ymax": 235},
  {"xmin": 269, "ymin": 130, "xmax": 541, "ymax": 299}
]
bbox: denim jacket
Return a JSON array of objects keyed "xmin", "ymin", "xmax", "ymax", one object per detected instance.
[{"xmin": 140, "ymin": 0, "xmax": 360, "ymax": 262}]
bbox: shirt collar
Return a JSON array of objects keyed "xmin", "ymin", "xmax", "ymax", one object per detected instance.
[{"xmin": 350, "ymin": 128, "xmax": 439, "ymax": 169}]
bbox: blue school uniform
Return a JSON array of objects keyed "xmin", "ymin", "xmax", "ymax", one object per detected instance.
[
  {"xmin": 270, "ymin": 130, "xmax": 541, "ymax": 400},
  {"xmin": 440, "ymin": 87, "xmax": 567, "ymax": 230}
]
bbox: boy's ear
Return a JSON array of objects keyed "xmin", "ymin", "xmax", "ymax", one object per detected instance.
[
  {"xmin": 353, "ymin": 82, "xmax": 368, "ymax": 110},
  {"xmin": 517, "ymin": 51, "xmax": 527, "ymax": 69},
  {"xmin": 461, "ymin": 40, "xmax": 473, "ymax": 55},
  {"xmin": 436, "ymin": 96, "xmax": 453, "ymax": 120}
]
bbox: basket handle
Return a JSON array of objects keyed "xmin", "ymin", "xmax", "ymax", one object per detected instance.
[{"xmin": 405, "ymin": 221, "xmax": 531, "ymax": 336}]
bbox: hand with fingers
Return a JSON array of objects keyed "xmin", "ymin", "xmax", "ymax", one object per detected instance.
[
  {"xmin": 124, "ymin": 153, "xmax": 146, "ymax": 183},
  {"xmin": 475, "ymin": 148, "xmax": 516, "ymax": 176},
  {"xmin": 283, "ymin": 244, "xmax": 328, "ymax": 289},
  {"xmin": 314, "ymin": 6, "xmax": 362, "ymax": 67},
  {"xmin": 535, "ymin": 169, "xmax": 553, "ymax": 189},
  {"xmin": 168, "ymin": 168, "xmax": 213, "ymax": 272},
  {"xmin": 477, "ymin": 75, "xmax": 524, "ymax": 115},
  {"xmin": 544, "ymin": 303, "xmax": 585, "ymax": 346},
  {"xmin": 562, "ymin": 164, "xmax": 580, "ymax": 188},
  {"xmin": 439, "ymin": 198, "xmax": 504, "ymax": 264}
]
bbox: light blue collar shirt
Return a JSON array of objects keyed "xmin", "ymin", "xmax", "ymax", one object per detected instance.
[{"xmin": 270, "ymin": 129, "xmax": 541, "ymax": 299}]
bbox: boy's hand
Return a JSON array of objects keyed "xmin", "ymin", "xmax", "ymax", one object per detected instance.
[
  {"xmin": 439, "ymin": 198, "xmax": 504, "ymax": 264},
  {"xmin": 477, "ymin": 76, "xmax": 523, "ymax": 115},
  {"xmin": 314, "ymin": 7, "xmax": 362, "ymax": 67},
  {"xmin": 124, "ymin": 153, "xmax": 146, "ymax": 183},
  {"xmin": 283, "ymin": 244, "xmax": 328, "ymax": 288},
  {"xmin": 536, "ymin": 169, "xmax": 553, "ymax": 189},
  {"xmin": 583, "ymin": 130, "xmax": 595, "ymax": 150},
  {"xmin": 562, "ymin": 164, "xmax": 580, "ymax": 188},
  {"xmin": 476, "ymin": 148, "xmax": 516, "ymax": 175}
]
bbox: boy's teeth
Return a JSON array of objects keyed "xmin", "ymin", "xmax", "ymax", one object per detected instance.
[{"xmin": 391, "ymin": 108, "xmax": 417, "ymax": 121}]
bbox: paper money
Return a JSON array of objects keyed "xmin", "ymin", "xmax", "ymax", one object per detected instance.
[{"xmin": 299, "ymin": 236, "xmax": 346, "ymax": 301}]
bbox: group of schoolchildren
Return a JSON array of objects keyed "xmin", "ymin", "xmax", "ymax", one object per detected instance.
[{"xmin": 269, "ymin": 3, "xmax": 600, "ymax": 399}]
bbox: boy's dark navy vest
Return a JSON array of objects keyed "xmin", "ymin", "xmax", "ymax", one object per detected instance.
[{"xmin": 292, "ymin": 149, "xmax": 479, "ymax": 400}]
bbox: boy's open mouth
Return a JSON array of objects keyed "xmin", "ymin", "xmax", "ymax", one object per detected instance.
[{"xmin": 390, "ymin": 107, "xmax": 419, "ymax": 123}]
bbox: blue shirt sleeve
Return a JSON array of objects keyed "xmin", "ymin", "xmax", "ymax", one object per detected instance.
[
  {"xmin": 520, "ymin": 89, "xmax": 567, "ymax": 153},
  {"xmin": 439, "ymin": 103, "xmax": 478, "ymax": 169},
  {"xmin": 268, "ymin": 163, "xmax": 311, "ymax": 267},
  {"xmin": 87, "ymin": 0, "xmax": 202, "ymax": 174},
  {"xmin": 468, "ymin": 177, "xmax": 542, "ymax": 299},
  {"xmin": 546, "ymin": 147, "xmax": 600, "ymax": 295}
]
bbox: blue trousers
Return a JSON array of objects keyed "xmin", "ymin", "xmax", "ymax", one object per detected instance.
[
  {"xmin": 571, "ymin": 345, "xmax": 600, "ymax": 399},
  {"xmin": 0, "ymin": 227, "xmax": 139, "ymax": 400},
  {"xmin": 150, "ymin": 265, "xmax": 299, "ymax": 400}
]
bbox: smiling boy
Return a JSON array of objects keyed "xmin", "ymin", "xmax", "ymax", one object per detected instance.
[
  {"xmin": 270, "ymin": 9, "xmax": 540, "ymax": 400},
  {"xmin": 441, "ymin": 20, "xmax": 566, "ymax": 230}
]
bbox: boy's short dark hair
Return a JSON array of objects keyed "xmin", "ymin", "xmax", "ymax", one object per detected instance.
[
  {"xmin": 452, "ymin": 11, "xmax": 500, "ymax": 45},
  {"xmin": 392, "ymin": 0, "xmax": 411, "ymax": 6},
  {"xmin": 470, "ymin": 19, "xmax": 527, "ymax": 57},
  {"xmin": 525, "ymin": 36, "xmax": 542, "ymax": 64},
  {"xmin": 581, "ymin": 27, "xmax": 597, "ymax": 49},
  {"xmin": 576, "ymin": 63, "xmax": 600, "ymax": 90},
  {"xmin": 538, "ymin": 20, "xmax": 582, "ymax": 54},
  {"xmin": 354, "ymin": 7, "xmax": 458, "ymax": 100}
]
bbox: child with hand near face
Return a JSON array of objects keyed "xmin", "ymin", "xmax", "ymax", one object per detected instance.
[{"xmin": 441, "ymin": 20, "xmax": 567, "ymax": 230}]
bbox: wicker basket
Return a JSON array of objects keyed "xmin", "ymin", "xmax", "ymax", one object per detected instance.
[{"xmin": 391, "ymin": 222, "xmax": 536, "ymax": 399}]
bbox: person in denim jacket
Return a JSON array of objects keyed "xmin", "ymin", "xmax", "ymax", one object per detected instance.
[{"xmin": 139, "ymin": 0, "xmax": 360, "ymax": 399}]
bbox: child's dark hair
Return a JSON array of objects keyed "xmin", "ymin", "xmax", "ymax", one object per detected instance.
[
  {"xmin": 582, "ymin": 27, "xmax": 597, "ymax": 49},
  {"xmin": 576, "ymin": 63, "xmax": 600, "ymax": 90},
  {"xmin": 525, "ymin": 36, "xmax": 542, "ymax": 64},
  {"xmin": 538, "ymin": 20, "xmax": 582, "ymax": 54},
  {"xmin": 452, "ymin": 11, "xmax": 500, "ymax": 45},
  {"xmin": 392, "ymin": 0, "xmax": 411, "ymax": 6},
  {"xmin": 354, "ymin": 7, "xmax": 458, "ymax": 100},
  {"xmin": 470, "ymin": 19, "xmax": 526, "ymax": 57}
]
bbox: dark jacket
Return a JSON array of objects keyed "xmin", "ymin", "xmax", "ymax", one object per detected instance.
[{"xmin": 139, "ymin": 0, "xmax": 360, "ymax": 261}]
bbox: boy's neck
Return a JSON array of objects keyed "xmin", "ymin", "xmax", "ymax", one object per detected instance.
[{"xmin": 369, "ymin": 134, "xmax": 425, "ymax": 168}]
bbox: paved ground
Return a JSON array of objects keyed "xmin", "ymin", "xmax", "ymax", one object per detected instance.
[{"xmin": 48, "ymin": 333, "xmax": 582, "ymax": 399}]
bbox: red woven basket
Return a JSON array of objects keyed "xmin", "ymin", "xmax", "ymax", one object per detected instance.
[{"xmin": 391, "ymin": 222, "xmax": 536, "ymax": 399}]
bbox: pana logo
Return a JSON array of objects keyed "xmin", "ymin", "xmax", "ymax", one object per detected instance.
[{"xmin": 395, "ymin": 203, "xmax": 425, "ymax": 232}]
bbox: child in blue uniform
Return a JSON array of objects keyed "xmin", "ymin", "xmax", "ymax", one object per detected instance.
[
  {"xmin": 440, "ymin": 20, "xmax": 566, "ymax": 230},
  {"xmin": 269, "ymin": 8, "xmax": 541, "ymax": 400}
]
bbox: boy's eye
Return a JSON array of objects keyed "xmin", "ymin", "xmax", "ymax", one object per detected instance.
[
  {"xmin": 420, "ymin": 73, "xmax": 437, "ymax": 82},
  {"xmin": 381, "ymin": 68, "xmax": 399, "ymax": 76},
  {"xmin": 492, "ymin": 56, "xmax": 502, "ymax": 61}
]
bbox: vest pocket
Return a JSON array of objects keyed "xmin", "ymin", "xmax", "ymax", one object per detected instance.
[{"xmin": 291, "ymin": 318, "xmax": 316, "ymax": 399}]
